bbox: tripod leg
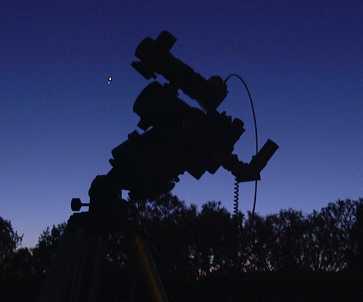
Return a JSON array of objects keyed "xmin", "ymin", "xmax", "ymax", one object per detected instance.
[
  {"xmin": 131, "ymin": 234, "xmax": 169, "ymax": 302},
  {"xmin": 86, "ymin": 235, "xmax": 107, "ymax": 302},
  {"xmin": 37, "ymin": 213, "xmax": 107, "ymax": 302},
  {"xmin": 127, "ymin": 264, "xmax": 137, "ymax": 302}
]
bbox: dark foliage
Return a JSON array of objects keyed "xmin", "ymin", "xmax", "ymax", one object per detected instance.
[
  {"xmin": 1, "ymin": 196, "xmax": 363, "ymax": 301},
  {"xmin": 0, "ymin": 217, "xmax": 22, "ymax": 279},
  {"xmin": 31, "ymin": 223, "xmax": 67, "ymax": 277}
]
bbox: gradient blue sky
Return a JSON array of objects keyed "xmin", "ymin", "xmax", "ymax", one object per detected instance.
[{"xmin": 1, "ymin": 0, "xmax": 362, "ymax": 247}]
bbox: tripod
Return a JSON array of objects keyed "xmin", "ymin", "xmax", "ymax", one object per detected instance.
[{"xmin": 38, "ymin": 197, "xmax": 169, "ymax": 302}]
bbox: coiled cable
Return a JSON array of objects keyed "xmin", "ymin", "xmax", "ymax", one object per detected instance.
[
  {"xmin": 233, "ymin": 178, "xmax": 240, "ymax": 216},
  {"xmin": 224, "ymin": 74, "xmax": 259, "ymax": 221}
]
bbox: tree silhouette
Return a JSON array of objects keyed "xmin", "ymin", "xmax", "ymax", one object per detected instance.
[
  {"xmin": 2, "ymin": 197, "xmax": 363, "ymax": 301},
  {"xmin": 31, "ymin": 223, "xmax": 66, "ymax": 277},
  {"xmin": 347, "ymin": 199, "xmax": 363, "ymax": 271},
  {"xmin": 304, "ymin": 199, "xmax": 358, "ymax": 271},
  {"xmin": 0, "ymin": 216, "xmax": 22, "ymax": 279},
  {"xmin": 26, "ymin": 197, "xmax": 363, "ymax": 278}
]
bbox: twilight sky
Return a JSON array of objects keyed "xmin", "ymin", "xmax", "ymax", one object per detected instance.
[{"xmin": 1, "ymin": 0, "xmax": 363, "ymax": 247}]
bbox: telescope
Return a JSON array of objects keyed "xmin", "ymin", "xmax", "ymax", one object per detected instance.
[
  {"xmin": 86, "ymin": 31, "xmax": 279, "ymax": 204},
  {"xmin": 41, "ymin": 31, "xmax": 279, "ymax": 302}
]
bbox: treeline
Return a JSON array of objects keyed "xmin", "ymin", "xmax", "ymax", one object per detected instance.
[
  {"xmin": 111, "ymin": 195, "xmax": 363, "ymax": 276},
  {"xmin": 1, "ymin": 196, "xmax": 363, "ymax": 301}
]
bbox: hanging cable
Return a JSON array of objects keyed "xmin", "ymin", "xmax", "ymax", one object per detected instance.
[{"xmin": 224, "ymin": 74, "xmax": 259, "ymax": 221}]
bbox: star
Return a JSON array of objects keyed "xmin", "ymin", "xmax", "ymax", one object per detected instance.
[{"xmin": 107, "ymin": 75, "xmax": 112, "ymax": 85}]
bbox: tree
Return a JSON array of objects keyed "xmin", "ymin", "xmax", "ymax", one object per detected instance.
[
  {"xmin": 303, "ymin": 199, "xmax": 358, "ymax": 272},
  {"xmin": 0, "ymin": 216, "xmax": 22, "ymax": 278},
  {"xmin": 136, "ymin": 193, "xmax": 199, "ymax": 280},
  {"xmin": 265, "ymin": 209, "xmax": 309, "ymax": 272},
  {"xmin": 31, "ymin": 223, "xmax": 66, "ymax": 277},
  {"xmin": 347, "ymin": 198, "xmax": 363, "ymax": 271},
  {"xmin": 192, "ymin": 201, "xmax": 237, "ymax": 276}
]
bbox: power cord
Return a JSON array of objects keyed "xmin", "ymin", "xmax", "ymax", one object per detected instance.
[{"xmin": 224, "ymin": 74, "xmax": 259, "ymax": 221}]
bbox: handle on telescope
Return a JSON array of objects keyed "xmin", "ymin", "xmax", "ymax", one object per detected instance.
[
  {"xmin": 223, "ymin": 139, "xmax": 279, "ymax": 182},
  {"xmin": 71, "ymin": 198, "xmax": 90, "ymax": 212},
  {"xmin": 250, "ymin": 139, "xmax": 279, "ymax": 174}
]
